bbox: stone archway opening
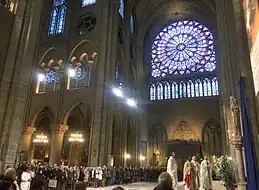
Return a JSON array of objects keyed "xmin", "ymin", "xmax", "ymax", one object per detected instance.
[
  {"xmin": 62, "ymin": 105, "xmax": 91, "ymax": 166},
  {"xmin": 31, "ymin": 107, "xmax": 53, "ymax": 163}
]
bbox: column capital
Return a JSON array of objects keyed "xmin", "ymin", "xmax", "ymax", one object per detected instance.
[
  {"xmin": 24, "ymin": 126, "xmax": 36, "ymax": 135},
  {"xmin": 51, "ymin": 124, "xmax": 68, "ymax": 134}
]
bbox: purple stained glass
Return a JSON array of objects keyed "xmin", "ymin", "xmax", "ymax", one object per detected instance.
[
  {"xmin": 151, "ymin": 20, "xmax": 216, "ymax": 77},
  {"xmin": 54, "ymin": 0, "xmax": 65, "ymax": 6},
  {"xmin": 46, "ymin": 69, "xmax": 59, "ymax": 84},
  {"xmin": 81, "ymin": 0, "xmax": 96, "ymax": 7}
]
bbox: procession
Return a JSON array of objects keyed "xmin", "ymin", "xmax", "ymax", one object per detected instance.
[
  {"xmin": 166, "ymin": 152, "xmax": 230, "ymax": 190},
  {"xmin": 0, "ymin": 151, "xmax": 236, "ymax": 190}
]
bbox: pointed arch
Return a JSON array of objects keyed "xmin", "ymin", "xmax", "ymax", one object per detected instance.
[
  {"xmin": 202, "ymin": 118, "xmax": 222, "ymax": 156},
  {"xmin": 62, "ymin": 101, "xmax": 92, "ymax": 125},
  {"xmin": 30, "ymin": 106, "xmax": 56, "ymax": 127},
  {"xmin": 48, "ymin": 0, "xmax": 67, "ymax": 36}
]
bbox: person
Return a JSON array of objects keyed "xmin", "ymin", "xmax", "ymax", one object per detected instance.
[
  {"xmin": 166, "ymin": 152, "xmax": 178, "ymax": 189},
  {"xmin": 183, "ymin": 157, "xmax": 196, "ymax": 190},
  {"xmin": 20, "ymin": 167, "xmax": 32, "ymax": 190},
  {"xmin": 153, "ymin": 172, "xmax": 173, "ymax": 190},
  {"xmin": 0, "ymin": 167, "xmax": 18, "ymax": 190},
  {"xmin": 200, "ymin": 156, "xmax": 213, "ymax": 190},
  {"xmin": 191, "ymin": 156, "xmax": 200, "ymax": 189}
]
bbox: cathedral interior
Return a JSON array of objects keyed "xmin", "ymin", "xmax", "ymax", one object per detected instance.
[{"xmin": 0, "ymin": 0, "xmax": 259, "ymax": 185}]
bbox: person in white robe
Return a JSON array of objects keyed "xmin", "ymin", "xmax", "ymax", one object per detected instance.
[
  {"xmin": 20, "ymin": 168, "xmax": 32, "ymax": 190},
  {"xmin": 200, "ymin": 156, "xmax": 213, "ymax": 190},
  {"xmin": 191, "ymin": 156, "xmax": 200, "ymax": 189},
  {"xmin": 167, "ymin": 152, "xmax": 178, "ymax": 189}
]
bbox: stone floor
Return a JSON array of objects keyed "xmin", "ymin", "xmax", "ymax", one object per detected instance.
[{"xmin": 87, "ymin": 181, "xmax": 225, "ymax": 190}]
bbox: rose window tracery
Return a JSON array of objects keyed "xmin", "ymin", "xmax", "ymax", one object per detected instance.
[{"xmin": 151, "ymin": 20, "xmax": 216, "ymax": 77}]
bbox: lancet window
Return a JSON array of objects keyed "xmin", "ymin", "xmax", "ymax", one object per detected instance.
[
  {"xmin": 48, "ymin": 0, "xmax": 67, "ymax": 36},
  {"xmin": 67, "ymin": 54, "xmax": 93, "ymax": 89},
  {"xmin": 119, "ymin": 0, "xmax": 124, "ymax": 18}
]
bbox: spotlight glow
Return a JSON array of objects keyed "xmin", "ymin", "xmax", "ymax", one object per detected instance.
[
  {"xmin": 126, "ymin": 98, "xmax": 136, "ymax": 107},
  {"xmin": 68, "ymin": 68, "xmax": 76, "ymax": 77},
  {"xmin": 112, "ymin": 87, "xmax": 123, "ymax": 98},
  {"xmin": 37, "ymin": 73, "xmax": 45, "ymax": 82}
]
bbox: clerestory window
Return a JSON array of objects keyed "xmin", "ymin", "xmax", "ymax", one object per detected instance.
[{"xmin": 48, "ymin": 0, "xmax": 67, "ymax": 36}]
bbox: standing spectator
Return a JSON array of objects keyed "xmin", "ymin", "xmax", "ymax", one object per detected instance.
[
  {"xmin": 0, "ymin": 168, "xmax": 18, "ymax": 190},
  {"xmin": 20, "ymin": 167, "xmax": 31, "ymax": 190},
  {"xmin": 153, "ymin": 172, "xmax": 173, "ymax": 190}
]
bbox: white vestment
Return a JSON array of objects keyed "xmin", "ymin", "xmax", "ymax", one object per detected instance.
[
  {"xmin": 20, "ymin": 171, "xmax": 31, "ymax": 190},
  {"xmin": 200, "ymin": 160, "xmax": 213, "ymax": 190},
  {"xmin": 191, "ymin": 160, "xmax": 200, "ymax": 188},
  {"xmin": 167, "ymin": 156, "xmax": 178, "ymax": 188}
]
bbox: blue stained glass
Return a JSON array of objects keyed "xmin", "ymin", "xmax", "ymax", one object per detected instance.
[
  {"xmin": 73, "ymin": 67, "xmax": 86, "ymax": 80},
  {"xmin": 150, "ymin": 84, "xmax": 156, "ymax": 100},
  {"xmin": 195, "ymin": 80, "xmax": 200, "ymax": 97},
  {"xmin": 206, "ymin": 78, "xmax": 212, "ymax": 96},
  {"xmin": 157, "ymin": 83, "xmax": 163, "ymax": 100},
  {"xmin": 179, "ymin": 82, "xmax": 184, "ymax": 98},
  {"xmin": 46, "ymin": 69, "xmax": 59, "ymax": 84},
  {"xmin": 172, "ymin": 83, "xmax": 176, "ymax": 99},
  {"xmin": 81, "ymin": 0, "xmax": 96, "ymax": 7},
  {"xmin": 54, "ymin": 0, "xmax": 65, "ymax": 6},
  {"xmin": 151, "ymin": 20, "xmax": 216, "ymax": 78},
  {"xmin": 130, "ymin": 14, "xmax": 134, "ymax": 33},
  {"xmin": 57, "ymin": 5, "xmax": 66, "ymax": 34},
  {"xmin": 149, "ymin": 77, "xmax": 219, "ymax": 101},
  {"xmin": 199, "ymin": 81, "xmax": 203, "ymax": 96},
  {"xmin": 119, "ymin": 0, "xmax": 124, "ymax": 18},
  {"xmin": 203, "ymin": 80, "xmax": 208, "ymax": 96},
  {"xmin": 48, "ymin": 0, "xmax": 66, "ymax": 36},
  {"xmin": 212, "ymin": 77, "xmax": 219, "ymax": 95},
  {"xmin": 187, "ymin": 82, "xmax": 191, "ymax": 97},
  {"xmin": 190, "ymin": 81, "xmax": 195, "ymax": 97},
  {"xmin": 182, "ymin": 82, "xmax": 187, "ymax": 97},
  {"xmin": 164, "ymin": 82, "xmax": 171, "ymax": 99},
  {"xmin": 48, "ymin": 8, "xmax": 58, "ymax": 36}
]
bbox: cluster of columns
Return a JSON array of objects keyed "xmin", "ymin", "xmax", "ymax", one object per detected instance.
[
  {"xmin": 216, "ymin": 0, "xmax": 259, "ymax": 189},
  {"xmin": 22, "ymin": 124, "xmax": 68, "ymax": 165}
]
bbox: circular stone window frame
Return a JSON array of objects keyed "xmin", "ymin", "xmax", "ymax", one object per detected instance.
[{"xmin": 76, "ymin": 13, "xmax": 97, "ymax": 36}]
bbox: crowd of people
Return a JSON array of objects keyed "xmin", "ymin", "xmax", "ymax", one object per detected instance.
[{"xmin": 0, "ymin": 163, "xmax": 165, "ymax": 190}]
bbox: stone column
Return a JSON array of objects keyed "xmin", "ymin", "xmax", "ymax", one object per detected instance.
[
  {"xmin": 49, "ymin": 124, "xmax": 68, "ymax": 165},
  {"xmin": 89, "ymin": 0, "xmax": 119, "ymax": 166},
  {"xmin": 215, "ymin": 0, "xmax": 242, "ymax": 159},
  {"xmin": 22, "ymin": 126, "xmax": 36, "ymax": 162},
  {"xmin": 230, "ymin": 97, "xmax": 246, "ymax": 190},
  {"xmin": 0, "ymin": 0, "xmax": 44, "ymax": 172},
  {"xmin": 231, "ymin": 0, "xmax": 259, "ymax": 163}
]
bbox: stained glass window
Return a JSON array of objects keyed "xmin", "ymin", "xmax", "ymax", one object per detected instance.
[
  {"xmin": 212, "ymin": 77, "xmax": 219, "ymax": 95},
  {"xmin": 46, "ymin": 69, "xmax": 59, "ymax": 84},
  {"xmin": 164, "ymin": 82, "xmax": 171, "ymax": 99},
  {"xmin": 150, "ymin": 84, "xmax": 156, "ymax": 101},
  {"xmin": 119, "ymin": 0, "xmax": 124, "ymax": 18},
  {"xmin": 151, "ymin": 20, "xmax": 216, "ymax": 78},
  {"xmin": 48, "ymin": 0, "xmax": 67, "ymax": 36},
  {"xmin": 130, "ymin": 14, "xmax": 134, "ymax": 33},
  {"xmin": 157, "ymin": 83, "xmax": 163, "ymax": 100},
  {"xmin": 72, "ymin": 67, "xmax": 86, "ymax": 80},
  {"xmin": 81, "ymin": 0, "xmax": 96, "ymax": 7},
  {"xmin": 149, "ymin": 78, "xmax": 219, "ymax": 100}
]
